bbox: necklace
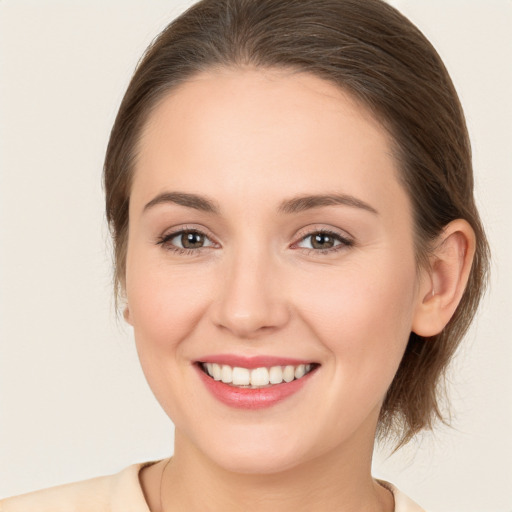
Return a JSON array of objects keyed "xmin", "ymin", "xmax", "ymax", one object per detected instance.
[
  {"xmin": 157, "ymin": 457, "xmax": 394, "ymax": 512},
  {"xmin": 159, "ymin": 457, "xmax": 173, "ymax": 512}
]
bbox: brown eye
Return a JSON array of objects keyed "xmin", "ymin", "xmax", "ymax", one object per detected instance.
[
  {"xmin": 180, "ymin": 231, "xmax": 206, "ymax": 249},
  {"xmin": 310, "ymin": 233, "xmax": 336, "ymax": 249},
  {"xmin": 158, "ymin": 229, "xmax": 216, "ymax": 252},
  {"xmin": 296, "ymin": 230, "xmax": 354, "ymax": 252}
]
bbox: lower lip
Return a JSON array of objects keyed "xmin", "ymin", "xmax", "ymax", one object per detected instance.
[{"xmin": 196, "ymin": 365, "xmax": 315, "ymax": 410}]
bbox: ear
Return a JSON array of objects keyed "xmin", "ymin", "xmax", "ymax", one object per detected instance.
[
  {"xmin": 123, "ymin": 305, "xmax": 133, "ymax": 325},
  {"xmin": 412, "ymin": 219, "xmax": 476, "ymax": 337}
]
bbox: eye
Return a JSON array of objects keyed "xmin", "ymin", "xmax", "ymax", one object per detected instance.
[
  {"xmin": 295, "ymin": 229, "xmax": 354, "ymax": 253},
  {"xmin": 157, "ymin": 228, "xmax": 216, "ymax": 254}
]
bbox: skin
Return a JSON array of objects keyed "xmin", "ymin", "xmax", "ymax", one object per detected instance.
[{"xmin": 124, "ymin": 68, "xmax": 475, "ymax": 511}]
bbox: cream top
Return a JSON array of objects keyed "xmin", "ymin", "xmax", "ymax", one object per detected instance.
[{"xmin": 0, "ymin": 462, "xmax": 425, "ymax": 511}]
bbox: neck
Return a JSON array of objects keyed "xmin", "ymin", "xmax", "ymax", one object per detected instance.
[{"xmin": 160, "ymin": 430, "xmax": 393, "ymax": 512}]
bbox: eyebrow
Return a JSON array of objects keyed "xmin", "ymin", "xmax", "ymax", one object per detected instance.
[
  {"xmin": 143, "ymin": 191, "xmax": 378, "ymax": 216},
  {"xmin": 144, "ymin": 192, "xmax": 220, "ymax": 214},
  {"xmin": 277, "ymin": 193, "xmax": 378, "ymax": 215}
]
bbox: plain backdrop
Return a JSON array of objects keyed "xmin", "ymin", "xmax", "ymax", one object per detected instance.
[{"xmin": 0, "ymin": 1, "xmax": 511, "ymax": 511}]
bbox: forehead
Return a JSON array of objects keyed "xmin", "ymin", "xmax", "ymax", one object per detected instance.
[{"xmin": 132, "ymin": 68, "xmax": 404, "ymax": 216}]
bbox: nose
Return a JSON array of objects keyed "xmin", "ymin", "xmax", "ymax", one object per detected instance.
[{"xmin": 210, "ymin": 246, "xmax": 290, "ymax": 339}]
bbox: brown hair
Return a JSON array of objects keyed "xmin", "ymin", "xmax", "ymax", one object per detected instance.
[{"xmin": 104, "ymin": 0, "xmax": 490, "ymax": 446}]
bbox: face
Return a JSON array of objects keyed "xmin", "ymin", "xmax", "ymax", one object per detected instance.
[{"xmin": 125, "ymin": 68, "xmax": 425, "ymax": 474}]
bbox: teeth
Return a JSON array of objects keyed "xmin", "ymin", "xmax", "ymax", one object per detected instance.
[
  {"xmin": 283, "ymin": 365, "xmax": 295, "ymax": 383},
  {"xmin": 202, "ymin": 362, "xmax": 315, "ymax": 388},
  {"xmin": 294, "ymin": 364, "xmax": 306, "ymax": 379},
  {"xmin": 221, "ymin": 365, "xmax": 232, "ymax": 383},
  {"xmin": 250, "ymin": 367, "xmax": 270, "ymax": 386},
  {"xmin": 269, "ymin": 366, "xmax": 283, "ymax": 384},
  {"xmin": 232, "ymin": 367, "xmax": 250, "ymax": 386},
  {"xmin": 212, "ymin": 363, "xmax": 222, "ymax": 381}
]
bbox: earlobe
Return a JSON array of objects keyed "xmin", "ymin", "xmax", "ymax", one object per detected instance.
[
  {"xmin": 412, "ymin": 219, "xmax": 476, "ymax": 337},
  {"xmin": 123, "ymin": 305, "xmax": 133, "ymax": 325}
]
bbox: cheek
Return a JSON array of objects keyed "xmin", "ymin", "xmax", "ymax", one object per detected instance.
[
  {"xmin": 125, "ymin": 256, "xmax": 214, "ymax": 420},
  {"xmin": 290, "ymin": 254, "xmax": 418, "ymax": 383},
  {"xmin": 124, "ymin": 249, "xmax": 215, "ymax": 403},
  {"xmin": 126, "ymin": 251, "xmax": 209, "ymax": 344}
]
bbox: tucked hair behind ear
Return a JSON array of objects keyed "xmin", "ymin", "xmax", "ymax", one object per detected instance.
[{"xmin": 104, "ymin": 0, "xmax": 490, "ymax": 446}]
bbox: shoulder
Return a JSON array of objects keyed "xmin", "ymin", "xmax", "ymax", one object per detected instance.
[
  {"xmin": 377, "ymin": 480, "xmax": 426, "ymax": 512},
  {"xmin": 0, "ymin": 462, "xmax": 156, "ymax": 512}
]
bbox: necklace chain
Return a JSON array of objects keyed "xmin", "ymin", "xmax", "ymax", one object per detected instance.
[
  {"xmin": 159, "ymin": 458, "xmax": 172, "ymax": 512},
  {"xmin": 157, "ymin": 457, "xmax": 394, "ymax": 511}
]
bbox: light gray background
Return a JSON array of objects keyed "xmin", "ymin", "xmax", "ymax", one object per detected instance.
[{"xmin": 0, "ymin": 1, "xmax": 511, "ymax": 510}]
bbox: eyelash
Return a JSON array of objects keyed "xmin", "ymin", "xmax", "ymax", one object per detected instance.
[
  {"xmin": 294, "ymin": 229, "xmax": 354, "ymax": 255},
  {"xmin": 156, "ymin": 226, "xmax": 217, "ymax": 256},
  {"xmin": 156, "ymin": 227, "xmax": 354, "ymax": 256}
]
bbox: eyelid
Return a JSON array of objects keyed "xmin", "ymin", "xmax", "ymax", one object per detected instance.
[
  {"xmin": 291, "ymin": 225, "xmax": 355, "ymax": 252},
  {"xmin": 156, "ymin": 223, "xmax": 354, "ymax": 255},
  {"xmin": 157, "ymin": 225, "xmax": 220, "ymax": 251},
  {"xmin": 293, "ymin": 224, "xmax": 354, "ymax": 243}
]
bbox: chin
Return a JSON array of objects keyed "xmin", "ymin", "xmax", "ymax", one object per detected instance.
[
  {"xmin": 207, "ymin": 444, "xmax": 307, "ymax": 475},
  {"xmin": 185, "ymin": 422, "xmax": 326, "ymax": 476},
  {"xmin": 176, "ymin": 425, "xmax": 310, "ymax": 475}
]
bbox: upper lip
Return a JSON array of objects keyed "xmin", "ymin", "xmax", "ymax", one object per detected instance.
[{"xmin": 196, "ymin": 354, "xmax": 317, "ymax": 369}]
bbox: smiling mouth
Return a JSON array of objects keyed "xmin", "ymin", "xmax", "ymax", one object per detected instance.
[{"xmin": 198, "ymin": 362, "xmax": 319, "ymax": 389}]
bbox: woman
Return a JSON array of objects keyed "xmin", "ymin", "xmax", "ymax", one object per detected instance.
[{"xmin": 0, "ymin": 0, "xmax": 490, "ymax": 510}]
